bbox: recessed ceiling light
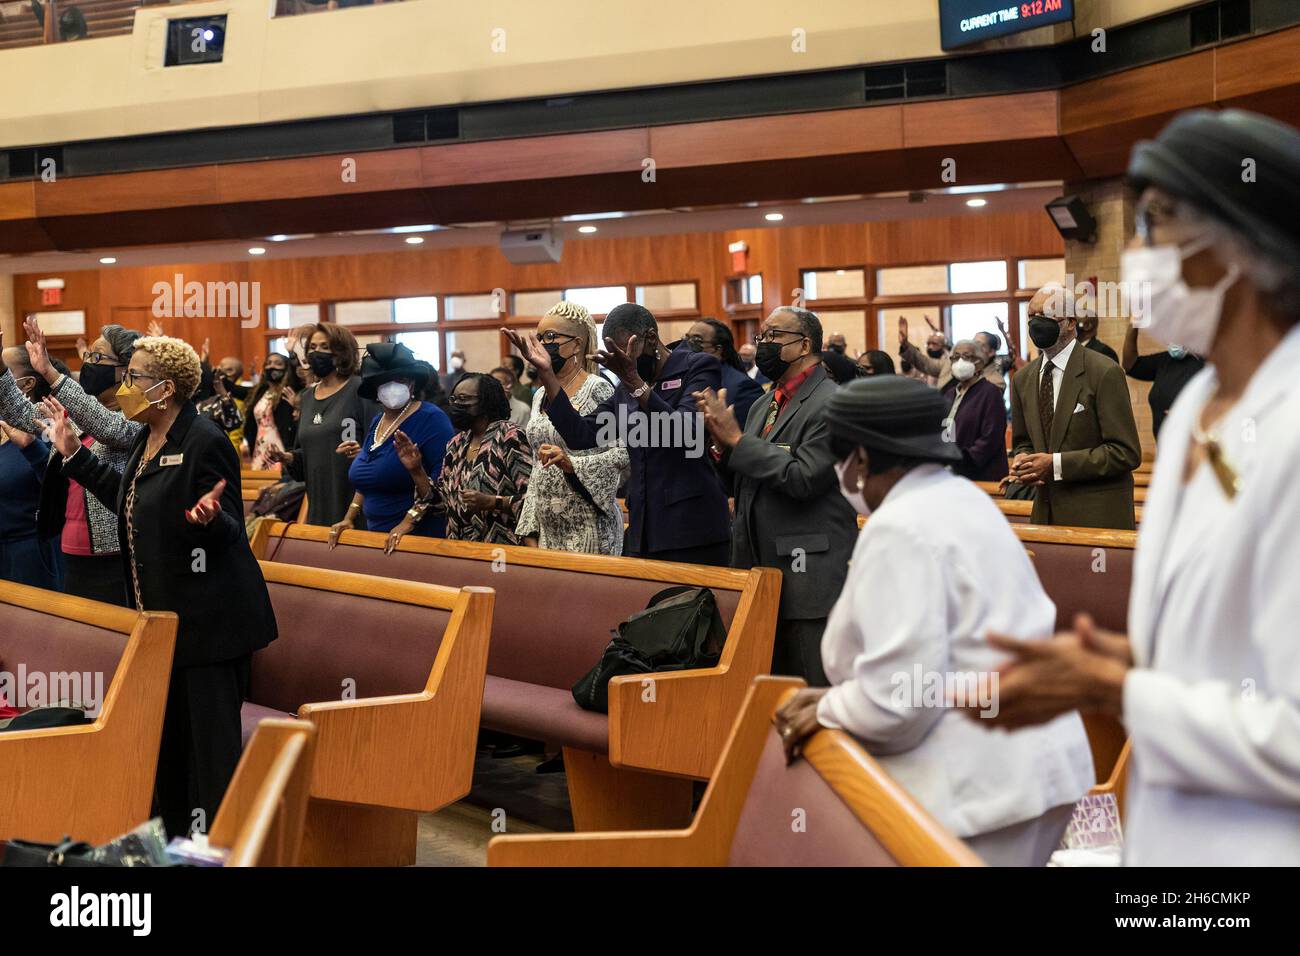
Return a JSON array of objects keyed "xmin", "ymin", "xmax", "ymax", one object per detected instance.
[
  {"xmin": 764, "ymin": 212, "xmax": 785, "ymax": 222},
  {"xmin": 99, "ymin": 256, "xmax": 117, "ymax": 265},
  {"xmin": 392, "ymin": 224, "xmax": 437, "ymax": 234},
  {"xmin": 248, "ymin": 247, "xmax": 267, "ymax": 255},
  {"xmin": 405, "ymin": 236, "xmax": 425, "ymax": 245},
  {"xmin": 268, "ymin": 234, "xmax": 289, "ymax": 242},
  {"xmin": 966, "ymin": 198, "xmax": 988, "ymax": 208},
  {"xmin": 578, "ymin": 225, "xmax": 598, "ymax": 234}
]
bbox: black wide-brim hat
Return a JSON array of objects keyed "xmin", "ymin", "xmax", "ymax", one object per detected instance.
[
  {"xmin": 1127, "ymin": 108, "xmax": 1300, "ymax": 266},
  {"xmin": 357, "ymin": 342, "xmax": 433, "ymax": 400},
  {"xmin": 824, "ymin": 376, "xmax": 962, "ymax": 464}
]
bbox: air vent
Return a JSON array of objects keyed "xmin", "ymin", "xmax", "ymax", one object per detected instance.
[
  {"xmin": 864, "ymin": 65, "xmax": 905, "ymax": 102},
  {"xmin": 1221, "ymin": 0, "xmax": 1253, "ymax": 39},
  {"xmin": 906, "ymin": 61, "xmax": 948, "ymax": 98},
  {"xmin": 392, "ymin": 108, "xmax": 461, "ymax": 144}
]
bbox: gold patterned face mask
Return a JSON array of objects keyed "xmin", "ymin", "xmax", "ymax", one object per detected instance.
[{"xmin": 116, "ymin": 380, "xmax": 164, "ymax": 421}]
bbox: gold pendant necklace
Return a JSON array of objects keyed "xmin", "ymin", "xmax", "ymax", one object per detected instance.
[{"xmin": 1190, "ymin": 420, "xmax": 1241, "ymax": 500}]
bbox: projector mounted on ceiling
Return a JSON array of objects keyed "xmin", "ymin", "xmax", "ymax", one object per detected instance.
[{"xmin": 499, "ymin": 227, "xmax": 563, "ymax": 264}]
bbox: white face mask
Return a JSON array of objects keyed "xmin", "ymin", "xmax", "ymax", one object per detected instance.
[
  {"xmin": 1121, "ymin": 237, "xmax": 1240, "ymax": 356},
  {"xmin": 834, "ymin": 456, "xmax": 870, "ymax": 517},
  {"xmin": 950, "ymin": 358, "xmax": 976, "ymax": 382},
  {"xmin": 377, "ymin": 381, "xmax": 412, "ymax": 411},
  {"xmin": 449, "ymin": 356, "xmax": 464, "ymax": 371}
]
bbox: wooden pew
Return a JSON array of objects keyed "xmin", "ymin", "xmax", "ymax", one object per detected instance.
[
  {"xmin": 210, "ymin": 718, "xmax": 317, "ymax": 867},
  {"xmin": 488, "ymin": 676, "xmax": 983, "ymax": 867},
  {"xmin": 241, "ymin": 467, "xmax": 281, "ymax": 483},
  {"xmin": 0, "ymin": 582, "xmax": 177, "ymax": 845},
  {"xmin": 251, "ymin": 521, "xmax": 782, "ymax": 832},
  {"xmin": 1013, "ymin": 524, "xmax": 1136, "ymax": 633},
  {"xmin": 246, "ymin": 561, "xmax": 493, "ymax": 865}
]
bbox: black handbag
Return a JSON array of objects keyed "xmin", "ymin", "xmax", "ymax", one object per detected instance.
[
  {"xmin": 1, "ymin": 838, "xmax": 107, "ymax": 867},
  {"xmin": 250, "ymin": 479, "xmax": 306, "ymax": 521},
  {"xmin": 0, "ymin": 707, "xmax": 90, "ymax": 732},
  {"xmin": 572, "ymin": 586, "xmax": 727, "ymax": 713}
]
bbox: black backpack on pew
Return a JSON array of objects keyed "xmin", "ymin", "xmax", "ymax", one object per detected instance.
[{"xmin": 572, "ymin": 586, "xmax": 727, "ymax": 713}]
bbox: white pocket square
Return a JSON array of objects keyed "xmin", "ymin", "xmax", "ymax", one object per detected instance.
[{"xmin": 1073, "ymin": 402, "xmax": 1086, "ymax": 414}]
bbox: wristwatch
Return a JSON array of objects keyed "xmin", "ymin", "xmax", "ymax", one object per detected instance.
[{"xmin": 628, "ymin": 380, "xmax": 651, "ymax": 399}]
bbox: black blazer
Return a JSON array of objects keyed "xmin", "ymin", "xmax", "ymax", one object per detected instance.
[
  {"xmin": 63, "ymin": 402, "xmax": 278, "ymax": 667},
  {"xmin": 720, "ymin": 363, "xmax": 765, "ymax": 437},
  {"xmin": 546, "ymin": 343, "xmax": 731, "ymax": 555}
]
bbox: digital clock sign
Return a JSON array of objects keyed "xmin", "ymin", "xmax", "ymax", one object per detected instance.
[{"xmin": 938, "ymin": 0, "xmax": 1074, "ymax": 50}]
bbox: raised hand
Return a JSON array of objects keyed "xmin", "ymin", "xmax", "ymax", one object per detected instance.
[
  {"xmin": 185, "ymin": 479, "xmax": 227, "ymax": 526},
  {"xmin": 590, "ymin": 334, "xmax": 641, "ymax": 385},
  {"xmin": 693, "ymin": 387, "xmax": 742, "ymax": 448},
  {"xmin": 36, "ymin": 397, "xmax": 80, "ymax": 458},
  {"xmin": 393, "ymin": 429, "xmax": 422, "ymax": 472},
  {"xmin": 22, "ymin": 317, "xmax": 53, "ymax": 379},
  {"xmin": 897, "ymin": 316, "xmax": 909, "ymax": 349},
  {"xmin": 148, "ymin": 320, "xmax": 165, "ymax": 338},
  {"xmin": 0, "ymin": 419, "xmax": 34, "ymax": 449},
  {"xmin": 200, "ymin": 338, "xmax": 211, "ymax": 365},
  {"xmin": 923, "ymin": 314, "xmax": 940, "ymax": 334},
  {"xmin": 500, "ymin": 328, "xmax": 550, "ymax": 376}
]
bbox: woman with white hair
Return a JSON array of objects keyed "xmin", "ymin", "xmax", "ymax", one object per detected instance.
[
  {"xmin": 515, "ymin": 302, "xmax": 629, "ymax": 555},
  {"xmin": 973, "ymin": 109, "xmax": 1300, "ymax": 866},
  {"xmin": 42, "ymin": 335, "xmax": 277, "ymax": 839}
]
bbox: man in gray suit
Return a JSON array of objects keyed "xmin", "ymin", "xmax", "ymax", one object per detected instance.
[{"xmin": 695, "ymin": 307, "xmax": 857, "ymax": 685}]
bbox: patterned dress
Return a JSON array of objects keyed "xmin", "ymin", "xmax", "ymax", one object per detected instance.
[
  {"xmin": 250, "ymin": 387, "xmax": 296, "ymax": 470},
  {"xmin": 436, "ymin": 419, "xmax": 533, "ymax": 544},
  {"xmin": 516, "ymin": 374, "xmax": 629, "ymax": 556}
]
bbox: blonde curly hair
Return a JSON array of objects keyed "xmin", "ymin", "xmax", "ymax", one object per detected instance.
[
  {"xmin": 133, "ymin": 336, "xmax": 202, "ymax": 401},
  {"xmin": 542, "ymin": 300, "xmax": 598, "ymax": 373}
]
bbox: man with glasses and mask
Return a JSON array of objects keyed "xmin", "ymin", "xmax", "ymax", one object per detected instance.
[
  {"xmin": 505, "ymin": 302, "xmax": 731, "ymax": 565},
  {"xmin": 694, "ymin": 306, "xmax": 855, "ymax": 683},
  {"xmin": 1006, "ymin": 283, "xmax": 1141, "ymax": 529}
]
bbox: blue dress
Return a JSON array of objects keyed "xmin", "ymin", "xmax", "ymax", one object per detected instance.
[
  {"xmin": 348, "ymin": 402, "xmax": 454, "ymax": 535},
  {"xmin": 0, "ymin": 437, "xmax": 63, "ymax": 591}
]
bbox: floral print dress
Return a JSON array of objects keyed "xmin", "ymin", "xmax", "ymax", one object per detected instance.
[{"xmin": 516, "ymin": 374, "xmax": 629, "ymax": 556}]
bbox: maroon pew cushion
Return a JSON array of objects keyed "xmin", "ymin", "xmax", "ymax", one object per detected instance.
[
  {"xmin": 479, "ymin": 676, "xmax": 609, "ymax": 754},
  {"xmin": 1027, "ymin": 542, "xmax": 1133, "ymax": 633},
  {"xmin": 727, "ymin": 730, "xmax": 899, "ymax": 867},
  {"xmin": 249, "ymin": 581, "xmax": 451, "ymax": 716},
  {"xmin": 269, "ymin": 537, "xmax": 742, "ymax": 690},
  {"xmin": 240, "ymin": 701, "xmax": 291, "ymax": 748},
  {"xmin": 0, "ymin": 605, "xmax": 125, "ymax": 714}
]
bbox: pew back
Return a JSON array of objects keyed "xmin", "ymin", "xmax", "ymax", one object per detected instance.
[
  {"xmin": 1014, "ymin": 525, "xmax": 1136, "ymax": 633},
  {"xmin": 0, "ymin": 583, "xmax": 177, "ymax": 844},
  {"xmin": 210, "ymin": 718, "xmax": 317, "ymax": 867},
  {"xmin": 487, "ymin": 677, "xmax": 982, "ymax": 867},
  {"xmin": 253, "ymin": 523, "xmax": 780, "ymax": 782}
]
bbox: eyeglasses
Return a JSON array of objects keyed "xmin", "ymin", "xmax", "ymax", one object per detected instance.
[
  {"xmin": 753, "ymin": 329, "xmax": 805, "ymax": 346},
  {"xmin": 537, "ymin": 331, "xmax": 578, "ymax": 346},
  {"xmin": 122, "ymin": 369, "xmax": 161, "ymax": 389},
  {"xmin": 448, "ymin": 395, "xmax": 479, "ymax": 408},
  {"xmin": 84, "ymin": 352, "xmax": 122, "ymax": 366},
  {"xmin": 683, "ymin": 334, "xmax": 715, "ymax": 349}
]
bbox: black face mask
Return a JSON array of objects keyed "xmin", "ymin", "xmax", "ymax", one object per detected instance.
[
  {"xmin": 636, "ymin": 352, "xmax": 659, "ymax": 384},
  {"xmin": 78, "ymin": 361, "xmax": 119, "ymax": 396},
  {"xmin": 447, "ymin": 406, "xmax": 476, "ymax": 431},
  {"xmin": 926, "ymin": 347, "xmax": 945, "ymax": 359},
  {"xmin": 755, "ymin": 341, "xmax": 793, "ymax": 381},
  {"xmin": 307, "ymin": 352, "xmax": 336, "ymax": 377},
  {"xmin": 1027, "ymin": 316, "xmax": 1062, "ymax": 350},
  {"xmin": 827, "ymin": 343, "xmax": 845, "ymax": 354},
  {"xmin": 265, "ymin": 367, "xmax": 286, "ymax": 383},
  {"xmin": 543, "ymin": 342, "xmax": 569, "ymax": 375},
  {"xmin": 740, "ymin": 357, "xmax": 755, "ymax": 370}
]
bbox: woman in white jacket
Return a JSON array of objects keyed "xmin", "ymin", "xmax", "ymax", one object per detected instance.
[
  {"xmin": 970, "ymin": 109, "xmax": 1300, "ymax": 866},
  {"xmin": 775, "ymin": 375, "xmax": 1095, "ymax": 866}
]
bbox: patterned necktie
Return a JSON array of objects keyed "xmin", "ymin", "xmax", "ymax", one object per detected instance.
[
  {"xmin": 761, "ymin": 391, "xmax": 786, "ymax": 437},
  {"xmin": 1038, "ymin": 358, "xmax": 1055, "ymax": 442}
]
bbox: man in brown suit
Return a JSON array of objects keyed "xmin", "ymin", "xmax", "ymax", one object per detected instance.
[{"xmin": 1008, "ymin": 284, "xmax": 1141, "ymax": 530}]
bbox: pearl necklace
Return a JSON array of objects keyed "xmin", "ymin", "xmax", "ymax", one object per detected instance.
[{"xmin": 371, "ymin": 400, "xmax": 415, "ymax": 450}]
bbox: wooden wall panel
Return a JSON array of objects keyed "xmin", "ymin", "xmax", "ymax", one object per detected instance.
[
  {"xmin": 650, "ymin": 107, "xmax": 904, "ymax": 168},
  {"xmin": 11, "ymin": 210, "xmax": 1064, "ymax": 368},
  {"xmin": 902, "ymin": 92, "xmax": 1059, "ymax": 148}
]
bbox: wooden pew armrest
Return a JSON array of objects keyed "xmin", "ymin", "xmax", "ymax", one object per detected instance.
[
  {"xmin": 606, "ymin": 568, "xmax": 781, "ymax": 780},
  {"xmin": 299, "ymin": 691, "xmax": 466, "ymax": 812},
  {"xmin": 488, "ymin": 829, "xmax": 704, "ymax": 867}
]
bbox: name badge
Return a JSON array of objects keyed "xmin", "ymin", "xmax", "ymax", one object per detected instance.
[
  {"xmin": 660, "ymin": 378, "xmax": 682, "ymax": 391},
  {"xmin": 159, "ymin": 454, "xmax": 184, "ymax": 467}
]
